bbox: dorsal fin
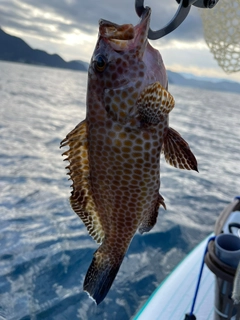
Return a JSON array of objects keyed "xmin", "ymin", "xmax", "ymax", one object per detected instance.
[
  {"xmin": 137, "ymin": 82, "xmax": 175, "ymax": 125},
  {"xmin": 162, "ymin": 127, "xmax": 198, "ymax": 172},
  {"xmin": 60, "ymin": 120, "xmax": 105, "ymax": 244}
]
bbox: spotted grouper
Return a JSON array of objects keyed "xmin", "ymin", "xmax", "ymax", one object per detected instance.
[{"xmin": 61, "ymin": 7, "xmax": 198, "ymax": 304}]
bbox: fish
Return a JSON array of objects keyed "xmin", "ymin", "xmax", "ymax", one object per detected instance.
[{"xmin": 60, "ymin": 7, "xmax": 198, "ymax": 305}]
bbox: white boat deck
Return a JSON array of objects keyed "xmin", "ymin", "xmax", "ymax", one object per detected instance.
[{"xmin": 134, "ymin": 235, "xmax": 215, "ymax": 320}]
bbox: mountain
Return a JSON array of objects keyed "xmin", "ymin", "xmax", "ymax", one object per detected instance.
[
  {"xmin": 167, "ymin": 70, "xmax": 240, "ymax": 94},
  {"xmin": 1, "ymin": 28, "xmax": 239, "ymax": 94},
  {"xmin": 0, "ymin": 28, "xmax": 87, "ymax": 71}
]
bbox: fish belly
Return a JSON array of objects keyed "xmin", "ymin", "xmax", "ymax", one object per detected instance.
[{"xmin": 87, "ymin": 118, "xmax": 162, "ymax": 243}]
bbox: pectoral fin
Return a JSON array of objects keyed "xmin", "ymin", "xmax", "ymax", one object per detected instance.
[
  {"xmin": 60, "ymin": 120, "xmax": 105, "ymax": 244},
  {"xmin": 138, "ymin": 194, "xmax": 166, "ymax": 234},
  {"xmin": 162, "ymin": 127, "xmax": 198, "ymax": 172},
  {"xmin": 137, "ymin": 82, "xmax": 175, "ymax": 125}
]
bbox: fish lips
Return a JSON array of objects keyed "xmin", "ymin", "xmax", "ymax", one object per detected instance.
[{"xmin": 99, "ymin": 7, "xmax": 151, "ymax": 53}]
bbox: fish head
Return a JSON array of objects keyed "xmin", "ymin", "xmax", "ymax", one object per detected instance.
[{"xmin": 87, "ymin": 7, "xmax": 168, "ymax": 119}]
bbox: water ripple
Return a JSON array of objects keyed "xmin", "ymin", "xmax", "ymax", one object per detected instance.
[{"xmin": 0, "ymin": 61, "xmax": 239, "ymax": 319}]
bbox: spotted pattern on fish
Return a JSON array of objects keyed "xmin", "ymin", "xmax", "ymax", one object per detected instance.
[
  {"xmin": 137, "ymin": 82, "xmax": 175, "ymax": 125},
  {"xmin": 162, "ymin": 127, "xmax": 199, "ymax": 171},
  {"xmin": 61, "ymin": 7, "xmax": 198, "ymax": 305},
  {"xmin": 61, "ymin": 121, "xmax": 104, "ymax": 244}
]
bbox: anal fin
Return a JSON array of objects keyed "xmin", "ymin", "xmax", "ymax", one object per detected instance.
[
  {"xmin": 138, "ymin": 194, "xmax": 166, "ymax": 234},
  {"xmin": 60, "ymin": 120, "xmax": 105, "ymax": 244},
  {"xmin": 162, "ymin": 127, "xmax": 198, "ymax": 172}
]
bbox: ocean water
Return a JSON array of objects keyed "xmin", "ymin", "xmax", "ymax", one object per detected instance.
[{"xmin": 0, "ymin": 60, "xmax": 239, "ymax": 320}]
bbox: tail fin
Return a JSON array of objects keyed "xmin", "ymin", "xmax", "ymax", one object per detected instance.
[{"xmin": 83, "ymin": 245, "xmax": 124, "ymax": 305}]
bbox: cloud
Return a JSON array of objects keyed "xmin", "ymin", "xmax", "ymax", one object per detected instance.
[
  {"xmin": 2, "ymin": 0, "xmax": 239, "ymax": 82},
  {"xmin": 0, "ymin": 0, "xmax": 204, "ymax": 45}
]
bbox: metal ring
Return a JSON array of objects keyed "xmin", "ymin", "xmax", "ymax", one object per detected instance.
[{"xmin": 135, "ymin": 0, "xmax": 191, "ymax": 40}]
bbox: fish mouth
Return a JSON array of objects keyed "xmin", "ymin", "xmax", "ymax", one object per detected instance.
[{"xmin": 99, "ymin": 7, "xmax": 151, "ymax": 51}]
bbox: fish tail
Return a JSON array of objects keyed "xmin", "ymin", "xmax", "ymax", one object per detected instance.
[{"xmin": 83, "ymin": 244, "xmax": 124, "ymax": 305}]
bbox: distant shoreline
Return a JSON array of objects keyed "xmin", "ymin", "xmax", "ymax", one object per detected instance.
[
  {"xmin": 1, "ymin": 26, "xmax": 239, "ymax": 95},
  {"xmin": 0, "ymin": 59, "xmax": 87, "ymax": 73},
  {"xmin": 1, "ymin": 60, "xmax": 239, "ymax": 95},
  {"xmin": 0, "ymin": 27, "xmax": 88, "ymax": 72}
]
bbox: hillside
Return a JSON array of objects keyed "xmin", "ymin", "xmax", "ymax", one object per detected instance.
[
  {"xmin": 0, "ymin": 28, "xmax": 239, "ymax": 94},
  {"xmin": 0, "ymin": 28, "xmax": 87, "ymax": 71},
  {"xmin": 167, "ymin": 70, "xmax": 240, "ymax": 94}
]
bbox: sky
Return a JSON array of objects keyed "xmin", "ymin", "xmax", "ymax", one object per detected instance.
[{"xmin": 1, "ymin": 0, "xmax": 240, "ymax": 82}]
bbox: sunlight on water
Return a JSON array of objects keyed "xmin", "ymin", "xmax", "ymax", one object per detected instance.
[{"xmin": 0, "ymin": 61, "xmax": 239, "ymax": 320}]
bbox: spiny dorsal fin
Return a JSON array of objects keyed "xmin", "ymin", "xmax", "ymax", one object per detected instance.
[
  {"xmin": 138, "ymin": 194, "xmax": 166, "ymax": 234},
  {"xmin": 162, "ymin": 127, "xmax": 198, "ymax": 172},
  {"xmin": 60, "ymin": 120, "xmax": 105, "ymax": 244},
  {"xmin": 137, "ymin": 82, "xmax": 175, "ymax": 125}
]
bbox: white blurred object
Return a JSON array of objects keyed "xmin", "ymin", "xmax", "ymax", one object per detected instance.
[
  {"xmin": 200, "ymin": 0, "xmax": 240, "ymax": 73},
  {"xmin": 222, "ymin": 211, "xmax": 240, "ymax": 237}
]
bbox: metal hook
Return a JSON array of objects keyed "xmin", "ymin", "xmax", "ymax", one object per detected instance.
[{"xmin": 135, "ymin": 0, "xmax": 220, "ymax": 40}]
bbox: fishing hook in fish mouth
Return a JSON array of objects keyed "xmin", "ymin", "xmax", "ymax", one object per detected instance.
[{"xmin": 135, "ymin": 0, "xmax": 220, "ymax": 40}]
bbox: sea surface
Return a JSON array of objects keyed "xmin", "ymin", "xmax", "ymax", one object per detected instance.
[{"xmin": 0, "ymin": 61, "xmax": 239, "ymax": 320}]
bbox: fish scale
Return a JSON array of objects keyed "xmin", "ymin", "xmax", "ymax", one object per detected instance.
[{"xmin": 61, "ymin": 7, "xmax": 198, "ymax": 305}]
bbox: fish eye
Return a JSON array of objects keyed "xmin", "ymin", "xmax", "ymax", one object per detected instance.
[{"xmin": 94, "ymin": 55, "xmax": 107, "ymax": 72}]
